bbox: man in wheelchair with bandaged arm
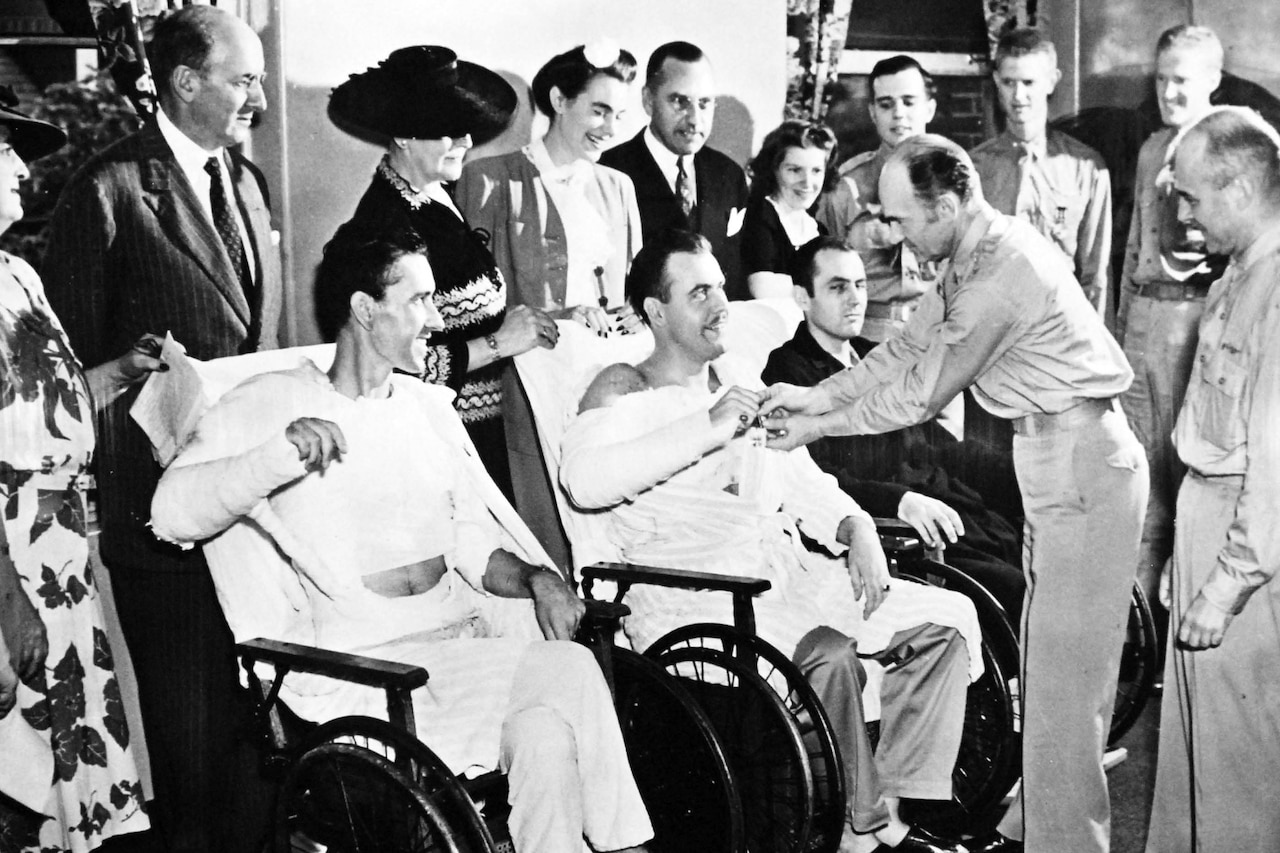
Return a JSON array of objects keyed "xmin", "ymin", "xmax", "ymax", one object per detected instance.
[
  {"xmin": 150, "ymin": 222, "xmax": 653, "ymax": 853},
  {"xmin": 561, "ymin": 229, "xmax": 982, "ymax": 853}
]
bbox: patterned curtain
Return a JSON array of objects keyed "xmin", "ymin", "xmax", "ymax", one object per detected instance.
[
  {"xmin": 985, "ymin": 0, "xmax": 1041, "ymax": 58},
  {"xmin": 784, "ymin": 0, "xmax": 855, "ymax": 122}
]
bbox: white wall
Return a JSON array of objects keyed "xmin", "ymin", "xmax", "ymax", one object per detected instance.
[{"xmin": 258, "ymin": 0, "xmax": 786, "ymax": 344}]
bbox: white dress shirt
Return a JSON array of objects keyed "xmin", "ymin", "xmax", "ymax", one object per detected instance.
[{"xmin": 643, "ymin": 127, "xmax": 696, "ymax": 204}]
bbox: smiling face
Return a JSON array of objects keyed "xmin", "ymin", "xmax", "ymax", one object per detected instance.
[
  {"xmin": 644, "ymin": 58, "xmax": 717, "ymax": 157},
  {"xmin": 649, "ymin": 249, "xmax": 729, "ymax": 363},
  {"xmin": 402, "ymin": 135, "xmax": 473, "ymax": 184},
  {"xmin": 879, "ymin": 160, "xmax": 956, "ymax": 263},
  {"xmin": 994, "ymin": 51, "xmax": 1060, "ymax": 141},
  {"xmin": 869, "ymin": 68, "xmax": 937, "ymax": 149},
  {"xmin": 1172, "ymin": 131, "xmax": 1240, "ymax": 256},
  {"xmin": 798, "ymin": 248, "xmax": 868, "ymax": 348},
  {"xmin": 180, "ymin": 17, "xmax": 266, "ymax": 150},
  {"xmin": 1155, "ymin": 46, "xmax": 1220, "ymax": 129},
  {"xmin": 0, "ymin": 127, "xmax": 29, "ymax": 232},
  {"xmin": 365, "ymin": 253, "xmax": 445, "ymax": 374},
  {"xmin": 550, "ymin": 73, "xmax": 630, "ymax": 162},
  {"xmin": 772, "ymin": 145, "xmax": 828, "ymax": 213}
]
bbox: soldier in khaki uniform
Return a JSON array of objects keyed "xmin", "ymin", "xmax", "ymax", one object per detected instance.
[{"xmin": 971, "ymin": 29, "xmax": 1112, "ymax": 321}]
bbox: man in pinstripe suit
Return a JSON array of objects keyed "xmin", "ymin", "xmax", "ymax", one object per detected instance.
[{"xmin": 42, "ymin": 7, "xmax": 281, "ymax": 852}]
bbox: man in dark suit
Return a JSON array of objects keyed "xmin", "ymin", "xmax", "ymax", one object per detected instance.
[
  {"xmin": 42, "ymin": 7, "xmax": 280, "ymax": 852},
  {"xmin": 600, "ymin": 41, "xmax": 750, "ymax": 297}
]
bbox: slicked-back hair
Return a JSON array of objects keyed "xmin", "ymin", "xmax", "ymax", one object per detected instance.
[
  {"xmin": 150, "ymin": 5, "xmax": 229, "ymax": 100},
  {"xmin": 627, "ymin": 228, "xmax": 713, "ymax": 324},
  {"xmin": 868, "ymin": 54, "xmax": 936, "ymax": 101},
  {"xmin": 645, "ymin": 41, "xmax": 706, "ymax": 89},
  {"xmin": 314, "ymin": 222, "xmax": 429, "ymax": 342},
  {"xmin": 1155, "ymin": 24, "xmax": 1224, "ymax": 71},
  {"xmin": 791, "ymin": 235, "xmax": 858, "ymax": 295},
  {"xmin": 1178, "ymin": 106, "xmax": 1280, "ymax": 198},
  {"xmin": 994, "ymin": 28, "xmax": 1057, "ymax": 68},
  {"xmin": 748, "ymin": 119, "xmax": 837, "ymax": 201},
  {"xmin": 531, "ymin": 45, "xmax": 638, "ymax": 118},
  {"xmin": 892, "ymin": 134, "xmax": 978, "ymax": 206}
]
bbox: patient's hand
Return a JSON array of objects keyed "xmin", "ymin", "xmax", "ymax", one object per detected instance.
[
  {"xmin": 286, "ymin": 418, "xmax": 348, "ymax": 472},
  {"xmin": 708, "ymin": 386, "xmax": 761, "ymax": 443},
  {"xmin": 528, "ymin": 571, "xmax": 586, "ymax": 641},
  {"xmin": 896, "ymin": 492, "xmax": 964, "ymax": 550}
]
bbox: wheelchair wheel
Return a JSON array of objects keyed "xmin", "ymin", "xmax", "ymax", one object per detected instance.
[
  {"xmin": 1109, "ymin": 583, "xmax": 1159, "ymax": 746},
  {"xmin": 646, "ymin": 623, "xmax": 844, "ymax": 853},
  {"xmin": 284, "ymin": 716, "xmax": 496, "ymax": 853},
  {"xmin": 612, "ymin": 647, "xmax": 745, "ymax": 853},
  {"xmin": 646, "ymin": 629, "xmax": 815, "ymax": 853},
  {"xmin": 892, "ymin": 567, "xmax": 1021, "ymax": 837},
  {"xmin": 276, "ymin": 742, "xmax": 477, "ymax": 853}
]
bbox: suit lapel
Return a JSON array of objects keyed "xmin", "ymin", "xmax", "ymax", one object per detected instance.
[{"xmin": 137, "ymin": 125, "xmax": 252, "ymax": 328}]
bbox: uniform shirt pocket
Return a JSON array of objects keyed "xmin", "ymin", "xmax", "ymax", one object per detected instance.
[{"xmin": 1191, "ymin": 350, "xmax": 1248, "ymax": 453}]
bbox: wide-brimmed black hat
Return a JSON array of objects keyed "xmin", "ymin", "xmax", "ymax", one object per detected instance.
[
  {"xmin": 0, "ymin": 86, "xmax": 66, "ymax": 161},
  {"xmin": 329, "ymin": 46, "xmax": 517, "ymax": 146}
]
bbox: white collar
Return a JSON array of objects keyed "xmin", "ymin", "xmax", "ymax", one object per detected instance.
[
  {"xmin": 643, "ymin": 127, "xmax": 688, "ymax": 179},
  {"xmin": 157, "ymin": 107, "xmax": 223, "ymax": 173},
  {"xmin": 526, "ymin": 138, "xmax": 594, "ymax": 185}
]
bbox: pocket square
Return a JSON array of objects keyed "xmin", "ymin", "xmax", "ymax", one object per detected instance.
[{"xmin": 727, "ymin": 207, "xmax": 746, "ymax": 237}]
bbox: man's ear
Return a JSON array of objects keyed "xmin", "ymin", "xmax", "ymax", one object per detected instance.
[
  {"xmin": 643, "ymin": 295, "xmax": 665, "ymax": 327},
  {"xmin": 641, "ymin": 85, "xmax": 656, "ymax": 119},
  {"xmin": 349, "ymin": 292, "xmax": 375, "ymax": 330},
  {"xmin": 933, "ymin": 193, "xmax": 960, "ymax": 223},
  {"xmin": 1047, "ymin": 67, "xmax": 1063, "ymax": 98},
  {"xmin": 171, "ymin": 64, "xmax": 200, "ymax": 104},
  {"xmin": 923, "ymin": 96, "xmax": 938, "ymax": 127},
  {"xmin": 792, "ymin": 284, "xmax": 811, "ymax": 312}
]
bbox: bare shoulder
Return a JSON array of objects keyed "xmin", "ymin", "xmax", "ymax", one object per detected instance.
[{"xmin": 578, "ymin": 363, "xmax": 647, "ymax": 413}]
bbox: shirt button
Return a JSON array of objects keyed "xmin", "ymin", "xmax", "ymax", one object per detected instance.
[{"xmin": 1218, "ymin": 377, "xmax": 1226, "ymax": 385}]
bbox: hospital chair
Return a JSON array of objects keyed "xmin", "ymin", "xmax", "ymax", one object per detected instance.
[{"xmin": 142, "ymin": 344, "xmax": 744, "ymax": 853}]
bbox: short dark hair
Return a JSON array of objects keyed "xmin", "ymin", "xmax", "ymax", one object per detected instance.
[
  {"xmin": 531, "ymin": 44, "xmax": 638, "ymax": 118},
  {"xmin": 748, "ymin": 119, "xmax": 837, "ymax": 201},
  {"xmin": 791, "ymin": 235, "xmax": 858, "ymax": 295},
  {"xmin": 150, "ymin": 5, "xmax": 227, "ymax": 100},
  {"xmin": 893, "ymin": 134, "xmax": 978, "ymax": 206},
  {"xmin": 313, "ymin": 222, "xmax": 429, "ymax": 342},
  {"xmin": 994, "ymin": 28, "xmax": 1057, "ymax": 68},
  {"xmin": 868, "ymin": 55, "xmax": 936, "ymax": 101},
  {"xmin": 627, "ymin": 228, "xmax": 712, "ymax": 324},
  {"xmin": 645, "ymin": 41, "xmax": 706, "ymax": 89}
]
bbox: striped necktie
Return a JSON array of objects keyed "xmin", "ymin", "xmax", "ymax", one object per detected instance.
[
  {"xmin": 204, "ymin": 156, "xmax": 253, "ymax": 300},
  {"xmin": 675, "ymin": 155, "xmax": 696, "ymax": 220}
]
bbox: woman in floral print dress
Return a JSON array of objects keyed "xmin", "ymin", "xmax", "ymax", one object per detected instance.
[{"xmin": 0, "ymin": 89, "xmax": 161, "ymax": 853}]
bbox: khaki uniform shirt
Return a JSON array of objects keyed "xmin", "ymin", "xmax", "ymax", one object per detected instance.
[
  {"xmin": 971, "ymin": 129, "xmax": 1112, "ymax": 315},
  {"xmin": 1117, "ymin": 127, "xmax": 1228, "ymax": 337},
  {"xmin": 816, "ymin": 146, "xmax": 930, "ymax": 308},
  {"xmin": 818, "ymin": 203, "xmax": 1132, "ymax": 434},
  {"xmin": 1172, "ymin": 221, "xmax": 1280, "ymax": 614}
]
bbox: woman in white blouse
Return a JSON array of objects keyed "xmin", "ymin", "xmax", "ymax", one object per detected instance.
[
  {"xmin": 741, "ymin": 120, "xmax": 838, "ymax": 299},
  {"xmin": 457, "ymin": 39, "xmax": 644, "ymax": 335}
]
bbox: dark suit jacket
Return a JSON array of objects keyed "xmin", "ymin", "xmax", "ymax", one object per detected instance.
[
  {"xmin": 42, "ymin": 120, "xmax": 282, "ymax": 571},
  {"xmin": 762, "ymin": 323, "xmax": 1021, "ymax": 567},
  {"xmin": 600, "ymin": 130, "xmax": 748, "ymax": 295}
]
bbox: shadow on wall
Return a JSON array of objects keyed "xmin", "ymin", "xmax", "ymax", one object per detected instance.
[{"xmin": 707, "ymin": 95, "xmax": 754, "ymax": 167}]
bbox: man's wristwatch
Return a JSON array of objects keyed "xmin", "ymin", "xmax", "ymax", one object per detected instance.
[{"xmin": 485, "ymin": 333, "xmax": 501, "ymax": 360}]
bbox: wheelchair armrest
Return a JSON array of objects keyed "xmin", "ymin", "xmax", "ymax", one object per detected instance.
[
  {"xmin": 580, "ymin": 562, "xmax": 772, "ymax": 636},
  {"xmin": 238, "ymin": 637, "xmax": 428, "ymax": 692},
  {"xmin": 873, "ymin": 517, "xmax": 925, "ymax": 556}
]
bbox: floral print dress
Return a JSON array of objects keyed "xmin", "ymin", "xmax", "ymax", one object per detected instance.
[{"xmin": 0, "ymin": 252, "xmax": 148, "ymax": 852}]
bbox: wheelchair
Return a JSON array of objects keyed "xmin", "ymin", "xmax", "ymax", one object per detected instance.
[{"xmin": 512, "ymin": 302, "xmax": 1022, "ymax": 849}]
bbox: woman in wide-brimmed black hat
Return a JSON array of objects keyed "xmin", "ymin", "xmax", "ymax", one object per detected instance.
[
  {"xmin": 329, "ymin": 45, "xmax": 560, "ymax": 500},
  {"xmin": 0, "ymin": 86, "xmax": 159, "ymax": 850}
]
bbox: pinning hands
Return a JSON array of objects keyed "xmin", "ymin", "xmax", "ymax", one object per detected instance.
[
  {"xmin": 496, "ymin": 305, "xmax": 559, "ymax": 356},
  {"xmin": 758, "ymin": 383, "xmax": 835, "ymax": 451},
  {"xmin": 285, "ymin": 417, "xmax": 348, "ymax": 472}
]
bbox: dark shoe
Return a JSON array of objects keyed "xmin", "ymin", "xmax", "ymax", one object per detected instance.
[
  {"xmin": 965, "ymin": 830, "xmax": 1023, "ymax": 853},
  {"xmin": 874, "ymin": 825, "xmax": 970, "ymax": 853}
]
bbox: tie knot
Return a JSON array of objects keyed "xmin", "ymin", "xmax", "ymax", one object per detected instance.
[
  {"xmin": 676, "ymin": 155, "xmax": 687, "ymax": 175},
  {"xmin": 204, "ymin": 156, "xmax": 223, "ymax": 178}
]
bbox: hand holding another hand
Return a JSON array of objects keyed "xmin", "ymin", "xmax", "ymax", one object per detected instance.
[{"xmin": 708, "ymin": 386, "xmax": 761, "ymax": 442}]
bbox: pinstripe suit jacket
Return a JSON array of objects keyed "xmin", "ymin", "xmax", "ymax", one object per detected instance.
[{"xmin": 42, "ymin": 120, "xmax": 282, "ymax": 571}]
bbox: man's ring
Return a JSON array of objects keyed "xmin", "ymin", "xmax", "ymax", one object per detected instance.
[{"xmin": 739, "ymin": 414, "xmax": 749, "ymax": 424}]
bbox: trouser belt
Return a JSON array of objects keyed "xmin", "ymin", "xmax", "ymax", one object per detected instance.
[{"xmin": 1012, "ymin": 397, "xmax": 1118, "ymax": 437}]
